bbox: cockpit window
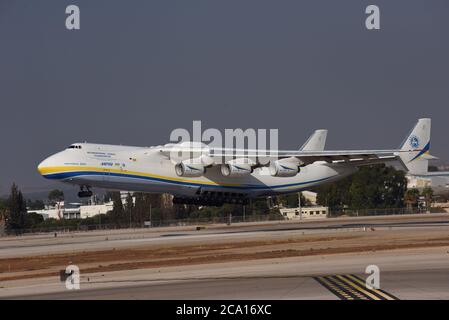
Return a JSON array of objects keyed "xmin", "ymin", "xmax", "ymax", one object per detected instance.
[{"xmin": 67, "ymin": 145, "xmax": 82, "ymax": 149}]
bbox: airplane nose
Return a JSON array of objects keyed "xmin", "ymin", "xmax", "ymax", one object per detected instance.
[
  {"xmin": 37, "ymin": 159, "xmax": 47, "ymax": 175},
  {"xmin": 37, "ymin": 156, "xmax": 53, "ymax": 176},
  {"xmin": 37, "ymin": 151, "xmax": 67, "ymax": 178}
]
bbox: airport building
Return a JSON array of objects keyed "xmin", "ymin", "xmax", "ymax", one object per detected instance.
[
  {"xmin": 302, "ymin": 191, "xmax": 318, "ymax": 205},
  {"xmin": 29, "ymin": 200, "xmax": 113, "ymax": 220},
  {"xmin": 279, "ymin": 206, "xmax": 328, "ymax": 220},
  {"xmin": 28, "ymin": 191, "xmax": 143, "ymax": 220},
  {"xmin": 407, "ymin": 176, "xmax": 432, "ymax": 189},
  {"xmin": 28, "ymin": 201, "xmax": 65, "ymax": 220}
]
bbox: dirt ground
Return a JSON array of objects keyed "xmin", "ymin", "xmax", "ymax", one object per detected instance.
[{"xmin": 1, "ymin": 227, "xmax": 449, "ymax": 282}]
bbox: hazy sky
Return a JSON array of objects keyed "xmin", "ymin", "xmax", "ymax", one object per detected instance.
[{"xmin": 0, "ymin": 0, "xmax": 448, "ymax": 195}]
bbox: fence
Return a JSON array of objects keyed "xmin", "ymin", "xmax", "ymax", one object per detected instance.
[
  {"xmin": 12, "ymin": 213, "xmax": 285, "ymax": 235},
  {"xmin": 3, "ymin": 206, "xmax": 444, "ymax": 236},
  {"xmin": 327, "ymin": 207, "xmax": 426, "ymax": 217}
]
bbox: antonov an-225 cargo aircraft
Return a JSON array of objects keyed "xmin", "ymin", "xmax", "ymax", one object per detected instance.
[{"xmin": 38, "ymin": 118, "xmax": 432, "ymax": 206}]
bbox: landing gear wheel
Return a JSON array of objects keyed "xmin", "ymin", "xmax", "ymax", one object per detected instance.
[
  {"xmin": 78, "ymin": 191, "xmax": 93, "ymax": 198},
  {"xmin": 78, "ymin": 186, "xmax": 93, "ymax": 198}
]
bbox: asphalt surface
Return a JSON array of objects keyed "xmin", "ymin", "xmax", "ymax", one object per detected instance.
[
  {"xmin": 6, "ymin": 249, "xmax": 449, "ymax": 300},
  {"xmin": 1, "ymin": 213, "xmax": 449, "ymax": 300},
  {"xmin": 1, "ymin": 213, "xmax": 448, "ymax": 258},
  {"xmin": 15, "ymin": 269, "xmax": 449, "ymax": 300}
]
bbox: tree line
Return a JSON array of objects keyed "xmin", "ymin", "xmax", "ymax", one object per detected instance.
[
  {"xmin": 0, "ymin": 184, "xmax": 44, "ymax": 234},
  {"xmin": 315, "ymin": 164, "xmax": 434, "ymax": 212}
]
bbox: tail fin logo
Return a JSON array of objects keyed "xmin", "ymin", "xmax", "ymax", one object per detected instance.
[{"xmin": 409, "ymin": 135, "xmax": 420, "ymax": 149}]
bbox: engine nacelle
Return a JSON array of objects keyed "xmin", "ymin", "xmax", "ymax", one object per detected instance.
[
  {"xmin": 175, "ymin": 158, "xmax": 205, "ymax": 177},
  {"xmin": 221, "ymin": 159, "xmax": 254, "ymax": 177},
  {"xmin": 269, "ymin": 159, "xmax": 299, "ymax": 177}
]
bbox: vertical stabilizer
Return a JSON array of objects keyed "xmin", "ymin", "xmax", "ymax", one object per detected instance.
[
  {"xmin": 398, "ymin": 118, "xmax": 431, "ymax": 175},
  {"xmin": 300, "ymin": 129, "xmax": 328, "ymax": 151}
]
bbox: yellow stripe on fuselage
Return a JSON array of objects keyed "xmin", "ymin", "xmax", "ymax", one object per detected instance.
[{"xmin": 38, "ymin": 165, "xmax": 245, "ymax": 187}]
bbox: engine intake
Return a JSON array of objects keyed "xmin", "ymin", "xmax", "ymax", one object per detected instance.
[
  {"xmin": 269, "ymin": 159, "xmax": 299, "ymax": 177},
  {"xmin": 221, "ymin": 159, "xmax": 254, "ymax": 177},
  {"xmin": 175, "ymin": 158, "xmax": 205, "ymax": 177}
]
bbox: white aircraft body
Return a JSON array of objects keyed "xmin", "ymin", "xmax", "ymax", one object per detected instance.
[{"xmin": 38, "ymin": 119, "xmax": 433, "ymax": 206}]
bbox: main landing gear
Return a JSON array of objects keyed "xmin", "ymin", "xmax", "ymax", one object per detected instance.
[{"xmin": 78, "ymin": 186, "xmax": 93, "ymax": 198}]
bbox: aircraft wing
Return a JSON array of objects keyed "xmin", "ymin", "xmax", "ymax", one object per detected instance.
[
  {"xmin": 209, "ymin": 148, "xmax": 404, "ymax": 166},
  {"xmin": 159, "ymin": 143, "xmax": 405, "ymax": 167}
]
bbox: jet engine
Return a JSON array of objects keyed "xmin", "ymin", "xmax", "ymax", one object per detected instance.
[
  {"xmin": 175, "ymin": 158, "xmax": 205, "ymax": 177},
  {"xmin": 221, "ymin": 159, "xmax": 255, "ymax": 177},
  {"xmin": 269, "ymin": 159, "xmax": 300, "ymax": 177}
]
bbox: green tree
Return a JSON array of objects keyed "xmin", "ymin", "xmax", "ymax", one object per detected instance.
[
  {"xmin": 110, "ymin": 191, "xmax": 124, "ymax": 227},
  {"xmin": 124, "ymin": 193, "xmax": 134, "ymax": 227},
  {"xmin": 27, "ymin": 199, "xmax": 45, "ymax": 210},
  {"xmin": 276, "ymin": 193, "xmax": 312, "ymax": 208},
  {"xmin": 317, "ymin": 165, "xmax": 407, "ymax": 210},
  {"xmin": 316, "ymin": 176, "xmax": 352, "ymax": 209},
  {"xmin": 25, "ymin": 212, "xmax": 44, "ymax": 227},
  {"xmin": 104, "ymin": 191, "xmax": 115, "ymax": 203},
  {"xmin": 421, "ymin": 187, "xmax": 434, "ymax": 212},
  {"xmin": 380, "ymin": 167, "xmax": 407, "ymax": 208},
  {"xmin": 48, "ymin": 189, "xmax": 64, "ymax": 205},
  {"xmin": 6, "ymin": 184, "xmax": 27, "ymax": 233},
  {"xmin": 404, "ymin": 188, "xmax": 420, "ymax": 211},
  {"xmin": 133, "ymin": 192, "xmax": 147, "ymax": 225},
  {"xmin": 0, "ymin": 198, "xmax": 6, "ymax": 214},
  {"xmin": 349, "ymin": 166, "xmax": 407, "ymax": 209},
  {"xmin": 0, "ymin": 198, "xmax": 7, "ymax": 227}
]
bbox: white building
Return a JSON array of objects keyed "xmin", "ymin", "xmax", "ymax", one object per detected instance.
[
  {"xmin": 302, "ymin": 191, "xmax": 318, "ymax": 205},
  {"xmin": 407, "ymin": 174, "xmax": 449, "ymax": 195},
  {"xmin": 28, "ymin": 201, "xmax": 65, "ymax": 220},
  {"xmin": 407, "ymin": 176, "xmax": 432, "ymax": 189},
  {"xmin": 29, "ymin": 200, "xmax": 113, "ymax": 220},
  {"xmin": 279, "ymin": 206, "xmax": 328, "ymax": 220},
  {"xmin": 79, "ymin": 202, "xmax": 113, "ymax": 219}
]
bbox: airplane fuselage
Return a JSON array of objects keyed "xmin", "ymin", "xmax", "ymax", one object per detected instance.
[{"xmin": 38, "ymin": 143, "xmax": 356, "ymax": 201}]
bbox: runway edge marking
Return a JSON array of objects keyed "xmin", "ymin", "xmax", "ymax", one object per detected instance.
[
  {"xmin": 347, "ymin": 274, "xmax": 399, "ymax": 300},
  {"xmin": 325, "ymin": 275, "xmax": 372, "ymax": 300},
  {"xmin": 313, "ymin": 274, "xmax": 399, "ymax": 300},
  {"xmin": 314, "ymin": 276, "xmax": 356, "ymax": 300}
]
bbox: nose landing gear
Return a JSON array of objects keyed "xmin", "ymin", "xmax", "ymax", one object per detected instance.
[{"xmin": 78, "ymin": 186, "xmax": 93, "ymax": 198}]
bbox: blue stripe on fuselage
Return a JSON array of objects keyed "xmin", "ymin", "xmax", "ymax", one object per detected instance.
[
  {"xmin": 409, "ymin": 141, "xmax": 430, "ymax": 162},
  {"xmin": 43, "ymin": 170, "xmax": 334, "ymax": 191}
]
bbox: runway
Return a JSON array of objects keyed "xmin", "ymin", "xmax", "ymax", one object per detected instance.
[
  {"xmin": 5, "ymin": 247, "xmax": 449, "ymax": 300},
  {"xmin": 13, "ymin": 270, "xmax": 444, "ymax": 300},
  {"xmin": 1, "ymin": 213, "xmax": 449, "ymax": 300}
]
